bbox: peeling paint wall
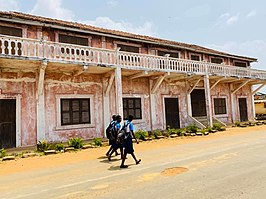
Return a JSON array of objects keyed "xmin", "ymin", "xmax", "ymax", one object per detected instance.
[
  {"xmin": 44, "ymin": 73, "xmax": 104, "ymax": 143},
  {"xmin": 0, "ymin": 72, "xmax": 37, "ymax": 146},
  {"xmin": 210, "ymin": 83, "xmax": 232, "ymax": 124}
]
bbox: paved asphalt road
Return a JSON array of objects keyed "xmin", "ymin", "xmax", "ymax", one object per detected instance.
[{"xmin": 1, "ymin": 129, "xmax": 266, "ymax": 199}]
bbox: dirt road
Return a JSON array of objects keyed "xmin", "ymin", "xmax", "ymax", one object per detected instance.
[{"xmin": 1, "ymin": 126, "xmax": 266, "ymax": 199}]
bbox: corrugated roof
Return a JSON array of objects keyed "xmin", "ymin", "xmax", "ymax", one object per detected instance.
[{"xmin": 0, "ymin": 11, "xmax": 257, "ymax": 62}]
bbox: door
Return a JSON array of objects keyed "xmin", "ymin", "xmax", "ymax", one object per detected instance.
[
  {"xmin": 238, "ymin": 98, "xmax": 248, "ymax": 122},
  {"xmin": 191, "ymin": 89, "xmax": 207, "ymax": 117},
  {"xmin": 164, "ymin": 98, "xmax": 180, "ymax": 129},
  {"xmin": 0, "ymin": 99, "xmax": 16, "ymax": 148}
]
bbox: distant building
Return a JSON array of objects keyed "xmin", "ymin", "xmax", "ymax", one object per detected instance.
[
  {"xmin": 0, "ymin": 12, "xmax": 266, "ymax": 148},
  {"xmin": 254, "ymin": 92, "xmax": 266, "ymax": 119}
]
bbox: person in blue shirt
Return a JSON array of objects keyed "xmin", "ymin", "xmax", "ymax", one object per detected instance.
[
  {"xmin": 120, "ymin": 115, "xmax": 141, "ymax": 168},
  {"xmin": 106, "ymin": 115, "xmax": 119, "ymax": 157},
  {"xmin": 107, "ymin": 115, "xmax": 123, "ymax": 161}
]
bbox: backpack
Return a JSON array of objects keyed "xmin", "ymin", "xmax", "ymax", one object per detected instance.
[
  {"xmin": 106, "ymin": 121, "xmax": 116, "ymax": 140},
  {"xmin": 117, "ymin": 122, "xmax": 130, "ymax": 144}
]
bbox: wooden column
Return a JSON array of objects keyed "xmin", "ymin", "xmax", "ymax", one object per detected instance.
[
  {"xmin": 204, "ymin": 73, "xmax": 213, "ymax": 127},
  {"xmin": 36, "ymin": 60, "xmax": 47, "ymax": 141},
  {"xmin": 115, "ymin": 67, "xmax": 123, "ymax": 118},
  {"xmin": 103, "ymin": 73, "xmax": 115, "ymax": 134},
  {"xmin": 187, "ymin": 93, "xmax": 192, "ymax": 116},
  {"xmin": 149, "ymin": 79, "xmax": 157, "ymax": 130},
  {"xmin": 230, "ymin": 83, "xmax": 236, "ymax": 123},
  {"xmin": 250, "ymin": 85, "xmax": 256, "ymax": 120}
]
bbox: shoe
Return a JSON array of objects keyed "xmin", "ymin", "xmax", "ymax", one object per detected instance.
[
  {"xmin": 108, "ymin": 156, "xmax": 111, "ymax": 161},
  {"xmin": 136, "ymin": 159, "xmax": 141, "ymax": 165},
  {"xmin": 120, "ymin": 165, "xmax": 128, "ymax": 168}
]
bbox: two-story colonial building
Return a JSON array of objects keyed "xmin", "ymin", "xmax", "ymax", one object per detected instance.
[{"xmin": 0, "ymin": 12, "xmax": 265, "ymax": 148}]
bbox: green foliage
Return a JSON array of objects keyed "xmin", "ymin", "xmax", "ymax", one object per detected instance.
[
  {"xmin": 168, "ymin": 128, "xmax": 185, "ymax": 136},
  {"xmin": 55, "ymin": 143, "xmax": 65, "ymax": 151},
  {"xmin": 212, "ymin": 123, "xmax": 222, "ymax": 131},
  {"xmin": 235, "ymin": 121, "xmax": 241, "ymax": 127},
  {"xmin": 68, "ymin": 137, "xmax": 84, "ymax": 149},
  {"xmin": 200, "ymin": 128, "xmax": 206, "ymax": 133},
  {"xmin": 37, "ymin": 140, "xmax": 51, "ymax": 152},
  {"xmin": 93, "ymin": 138, "xmax": 103, "ymax": 147},
  {"xmin": 152, "ymin": 130, "xmax": 162, "ymax": 139},
  {"xmin": 186, "ymin": 124, "xmax": 198, "ymax": 133},
  {"xmin": 135, "ymin": 130, "xmax": 149, "ymax": 141},
  {"xmin": 206, "ymin": 127, "xmax": 213, "ymax": 133},
  {"xmin": 0, "ymin": 148, "xmax": 6, "ymax": 158},
  {"xmin": 162, "ymin": 130, "xmax": 170, "ymax": 137},
  {"xmin": 168, "ymin": 128, "xmax": 178, "ymax": 135}
]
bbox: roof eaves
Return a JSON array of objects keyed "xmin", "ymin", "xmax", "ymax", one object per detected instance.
[{"xmin": 0, "ymin": 11, "xmax": 258, "ymax": 62}]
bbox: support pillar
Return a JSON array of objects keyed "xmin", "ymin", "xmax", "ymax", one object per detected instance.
[
  {"xmin": 251, "ymin": 85, "xmax": 256, "ymax": 120},
  {"xmin": 230, "ymin": 83, "xmax": 236, "ymax": 123},
  {"xmin": 36, "ymin": 60, "xmax": 47, "ymax": 141},
  {"xmin": 115, "ymin": 67, "xmax": 123, "ymax": 118},
  {"xmin": 204, "ymin": 74, "xmax": 213, "ymax": 127},
  {"xmin": 149, "ymin": 79, "xmax": 157, "ymax": 130},
  {"xmin": 103, "ymin": 73, "xmax": 115, "ymax": 134},
  {"xmin": 187, "ymin": 93, "xmax": 192, "ymax": 116}
]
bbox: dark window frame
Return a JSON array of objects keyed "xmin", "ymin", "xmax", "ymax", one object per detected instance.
[
  {"xmin": 211, "ymin": 57, "xmax": 223, "ymax": 64},
  {"xmin": 214, "ymin": 98, "xmax": 227, "ymax": 115},
  {"xmin": 234, "ymin": 61, "xmax": 247, "ymax": 67},
  {"xmin": 0, "ymin": 25, "xmax": 22, "ymax": 37},
  {"xmin": 190, "ymin": 54, "xmax": 201, "ymax": 61},
  {"xmin": 117, "ymin": 44, "xmax": 140, "ymax": 53},
  {"xmin": 123, "ymin": 98, "xmax": 142, "ymax": 120},
  {"xmin": 157, "ymin": 50, "xmax": 179, "ymax": 58},
  {"xmin": 59, "ymin": 34, "xmax": 89, "ymax": 46},
  {"xmin": 60, "ymin": 98, "xmax": 91, "ymax": 126}
]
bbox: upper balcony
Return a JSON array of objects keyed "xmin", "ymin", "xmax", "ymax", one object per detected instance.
[{"xmin": 1, "ymin": 34, "xmax": 266, "ymax": 82}]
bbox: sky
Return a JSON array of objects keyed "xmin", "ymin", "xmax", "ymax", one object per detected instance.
[{"xmin": 0, "ymin": 0, "xmax": 266, "ymax": 90}]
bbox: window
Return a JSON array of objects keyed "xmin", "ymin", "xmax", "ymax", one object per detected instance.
[
  {"xmin": 191, "ymin": 54, "xmax": 200, "ymax": 61},
  {"xmin": 0, "ymin": 26, "xmax": 22, "ymax": 55},
  {"xmin": 61, "ymin": 99, "xmax": 90, "ymax": 125},
  {"xmin": 211, "ymin": 57, "xmax": 223, "ymax": 64},
  {"xmin": 123, "ymin": 98, "xmax": 142, "ymax": 120},
  {"xmin": 0, "ymin": 25, "xmax": 22, "ymax": 37},
  {"xmin": 59, "ymin": 34, "xmax": 88, "ymax": 46},
  {"xmin": 158, "ymin": 50, "xmax": 179, "ymax": 58},
  {"xmin": 117, "ymin": 44, "xmax": 139, "ymax": 53},
  {"xmin": 234, "ymin": 61, "xmax": 247, "ymax": 67},
  {"xmin": 214, "ymin": 98, "xmax": 227, "ymax": 115}
]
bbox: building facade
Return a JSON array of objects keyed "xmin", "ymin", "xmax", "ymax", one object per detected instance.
[
  {"xmin": 254, "ymin": 92, "xmax": 266, "ymax": 119},
  {"xmin": 0, "ymin": 12, "xmax": 265, "ymax": 148}
]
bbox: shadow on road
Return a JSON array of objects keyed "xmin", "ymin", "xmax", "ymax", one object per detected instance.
[
  {"xmin": 108, "ymin": 163, "xmax": 136, "ymax": 171},
  {"xmin": 99, "ymin": 158, "xmax": 121, "ymax": 164}
]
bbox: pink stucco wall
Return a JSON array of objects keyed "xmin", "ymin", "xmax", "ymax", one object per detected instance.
[
  {"xmin": 0, "ymin": 72, "xmax": 37, "ymax": 146},
  {"xmin": 44, "ymin": 73, "xmax": 104, "ymax": 143}
]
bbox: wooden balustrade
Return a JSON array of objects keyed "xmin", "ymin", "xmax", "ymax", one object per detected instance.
[{"xmin": 0, "ymin": 34, "xmax": 266, "ymax": 80}]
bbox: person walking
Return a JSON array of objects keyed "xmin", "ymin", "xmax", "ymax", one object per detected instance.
[
  {"xmin": 120, "ymin": 115, "xmax": 141, "ymax": 168},
  {"xmin": 107, "ymin": 115, "xmax": 123, "ymax": 161},
  {"xmin": 105, "ymin": 115, "xmax": 119, "ymax": 157}
]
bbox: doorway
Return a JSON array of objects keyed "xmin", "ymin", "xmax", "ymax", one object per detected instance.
[
  {"xmin": 191, "ymin": 89, "xmax": 207, "ymax": 117},
  {"xmin": 164, "ymin": 98, "xmax": 180, "ymax": 129},
  {"xmin": 0, "ymin": 99, "xmax": 16, "ymax": 148},
  {"xmin": 238, "ymin": 98, "xmax": 248, "ymax": 122}
]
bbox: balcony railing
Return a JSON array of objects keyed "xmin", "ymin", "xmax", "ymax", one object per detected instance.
[{"xmin": 1, "ymin": 34, "xmax": 266, "ymax": 80}]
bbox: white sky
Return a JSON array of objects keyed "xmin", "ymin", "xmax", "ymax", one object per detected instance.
[{"xmin": 1, "ymin": 0, "xmax": 265, "ymax": 90}]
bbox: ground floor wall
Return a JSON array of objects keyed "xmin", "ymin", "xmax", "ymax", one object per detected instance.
[
  {"xmin": 0, "ymin": 72, "xmax": 37, "ymax": 147},
  {"xmin": 0, "ymin": 70, "xmax": 255, "ymax": 147}
]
